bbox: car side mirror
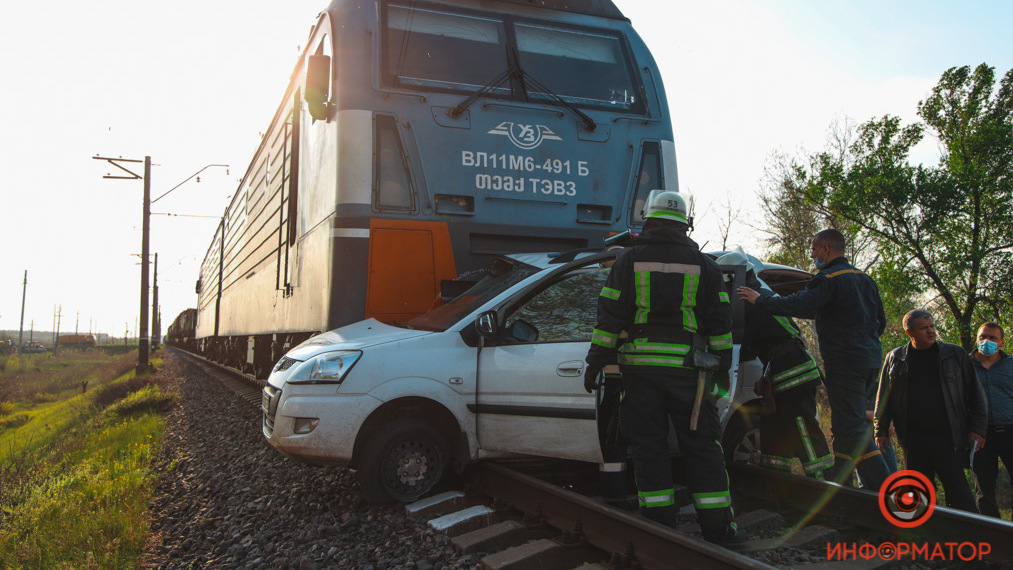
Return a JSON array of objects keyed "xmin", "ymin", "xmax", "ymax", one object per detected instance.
[
  {"xmin": 305, "ymin": 54, "xmax": 331, "ymax": 121},
  {"xmin": 475, "ymin": 311, "xmax": 498, "ymax": 338}
]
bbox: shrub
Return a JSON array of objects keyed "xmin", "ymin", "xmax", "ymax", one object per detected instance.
[
  {"xmin": 0, "ymin": 401, "xmax": 14, "ymax": 416},
  {"xmin": 107, "ymin": 385, "xmax": 178, "ymax": 416},
  {"xmin": 3, "ymin": 355, "xmax": 20, "ymax": 373},
  {"xmin": 29, "ymin": 392, "xmax": 58, "ymax": 405},
  {"xmin": 0, "ymin": 412, "xmax": 31, "ymax": 430},
  {"xmin": 93, "ymin": 376, "xmax": 150, "ymax": 408}
]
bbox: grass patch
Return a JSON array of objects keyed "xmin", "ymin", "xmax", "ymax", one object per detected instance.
[
  {"xmin": 0, "ymin": 352, "xmax": 174, "ymax": 569},
  {"xmin": 0, "ymin": 410, "xmax": 164, "ymax": 568},
  {"xmin": 0, "ymin": 412, "xmax": 31, "ymax": 430}
]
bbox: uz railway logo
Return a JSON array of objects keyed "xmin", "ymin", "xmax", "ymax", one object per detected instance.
[
  {"xmin": 488, "ymin": 121, "xmax": 562, "ymax": 150},
  {"xmin": 878, "ymin": 470, "xmax": 936, "ymax": 528}
]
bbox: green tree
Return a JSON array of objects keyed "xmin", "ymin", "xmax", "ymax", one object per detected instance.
[{"xmin": 770, "ymin": 64, "xmax": 1013, "ymax": 349}]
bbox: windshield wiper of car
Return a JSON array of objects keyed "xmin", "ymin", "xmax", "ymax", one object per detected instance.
[{"xmin": 449, "ymin": 46, "xmax": 597, "ymax": 132}]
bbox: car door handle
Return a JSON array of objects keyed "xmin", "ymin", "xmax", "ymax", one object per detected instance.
[{"xmin": 556, "ymin": 361, "xmax": 584, "ymax": 377}]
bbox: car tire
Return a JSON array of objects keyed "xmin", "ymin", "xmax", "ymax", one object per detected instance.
[
  {"xmin": 722, "ymin": 406, "xmax": 761, "ymax": 465},
  {"xmin": 357, "ymin": 418, "xmax": 449, "ymax": 504}
]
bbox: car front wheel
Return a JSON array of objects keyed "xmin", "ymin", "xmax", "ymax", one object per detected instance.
[
  {"xmin": 357, "ymin": 418, "xmax": 449, "ymax": 503},
  {"xmin": 722, "ymin": 406, "xmax": 761, "ymax": 465}
]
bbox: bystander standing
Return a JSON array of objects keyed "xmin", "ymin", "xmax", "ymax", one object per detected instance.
[
  {"xmin": 970, "ymin": 321, "xmax": 1013, "ymax": 518},
  {"xmin": 875, "ymin": 310, "xmax": 987, "ymax": 513}
]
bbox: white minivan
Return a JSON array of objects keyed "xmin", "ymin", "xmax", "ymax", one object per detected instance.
[{"xmin": 262, "ymin": 249, "xmax": 811, "ymax": 502}]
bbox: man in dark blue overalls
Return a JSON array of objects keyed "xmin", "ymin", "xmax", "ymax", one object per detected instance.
[{"xmin": 738, "ymin": 229, "xmax": 891, "ymax": 490}]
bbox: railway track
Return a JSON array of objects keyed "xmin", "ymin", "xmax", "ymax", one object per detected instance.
[
  {"xmin": 171, "ymin": 347, "xmax": 265, "ymax": 407},
  {"xmin": 177, "ymin": 350, "xmax": 1013, "ymax": 569}
]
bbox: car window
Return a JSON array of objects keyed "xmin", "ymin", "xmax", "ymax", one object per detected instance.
[{"xmin": 504, "ymin": 262, "xmax": 609, "ymax": 342}]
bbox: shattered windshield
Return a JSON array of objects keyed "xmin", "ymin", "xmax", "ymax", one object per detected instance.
[{"xmin": 404, "ymin": 258, "xmax": 540, "ymax": 332}]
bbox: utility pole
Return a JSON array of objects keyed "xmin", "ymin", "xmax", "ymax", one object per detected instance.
[
  {"xmin": 17, "ymin": 270, "xmax": 26, "ymax": 354},
  {"xmin": 140, "ymin": 156, "xmax": 151, "ymax": 369},
  {"xmin": 75, "ymin": 311, "xmax": 79, "ymax": 335},
  {"xmin": 55, "ymin": 305, "xmax": 62, "ymax": 349},
  {"xmin": 94, "ymin": 156, "xmax": 226, "ymax": 370},
  {"xmin": 151, "ymin": 253, "xmax": 160, "ymax": 351},
  {"xmin": 94, "ymin": 155, "xmax": 151, "ymax": 372}
]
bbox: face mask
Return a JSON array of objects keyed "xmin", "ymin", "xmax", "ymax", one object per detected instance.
[
  {"xmin": 812, "ymin": 255, "xmax": 826, "ymax": 270},
  {"xmin": 977, "ymin": 339, "xmax": 999, "ymax": 356}
]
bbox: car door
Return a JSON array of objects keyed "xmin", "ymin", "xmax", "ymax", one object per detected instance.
[{"xmin": 475, "ymin": 259, "xmax": 607, "ymax": 463}]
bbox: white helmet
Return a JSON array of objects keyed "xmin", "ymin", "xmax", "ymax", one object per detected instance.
[
  {"xmin": 642, "ymin": 190, "xmax": 690, "ymax": 225},
  {"xmin": 715, "ymin": 251, "xmax": 750, "ymax": 269},
  {"xmin": 716, "ymin": 248, "xmax": 757, "ymax": 272}
]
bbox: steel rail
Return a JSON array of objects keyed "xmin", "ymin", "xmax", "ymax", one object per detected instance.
[
  {"xmin": 729, "ymin": 463, "xmax": 1013, "ymax": 561},
  {"xmin": 472, "ymin": 462, "xmax": 776, "ymax": 570}
]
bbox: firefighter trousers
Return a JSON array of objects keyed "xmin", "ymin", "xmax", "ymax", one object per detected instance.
[
  {"xmin": 621, "ymin": 372, "xmax": 735, "ymax": 538},
  {"xmin": 759, "ymin": 382, "xmax": 833, "ymax": 477}
]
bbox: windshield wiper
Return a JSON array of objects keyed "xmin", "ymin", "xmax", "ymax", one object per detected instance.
[{"xmin": 450, "ymin": 46, "xmax": 597, "ymax": 132}]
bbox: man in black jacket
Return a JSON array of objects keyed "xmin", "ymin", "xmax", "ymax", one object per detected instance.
[
  {"xmin": 738, "ymin": 229, "xmax": 891, "ymax": 490},
  {"xmin": 874, "ymin": 310, "xmax": 987, "ymax": 512},
  {"xmin": 585, "ymin": 190, "xmax": 742, "ymax": 544}
]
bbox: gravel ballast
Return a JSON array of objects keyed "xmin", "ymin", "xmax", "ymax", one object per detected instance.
[{"xmin": 143, "ymin": 352, "xmax": 480, "ymax": 569}]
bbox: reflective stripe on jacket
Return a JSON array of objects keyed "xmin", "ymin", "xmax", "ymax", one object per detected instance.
[
  {"xmin": 587, "ymin": 220, "xmax": 732, "ymax": 377},
  {"xmin": 742, "ymin": 273, "xmax": 822, "ymax": 393}
]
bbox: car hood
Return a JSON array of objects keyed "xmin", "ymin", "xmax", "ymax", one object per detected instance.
[{"xmin": 286, "ymin": 319, "xmax": 432, "ymax": 360}]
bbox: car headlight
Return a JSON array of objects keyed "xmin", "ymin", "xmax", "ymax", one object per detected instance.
[{"xmin": 286, "ymin": 350, "xmax": 361, "ymax": 384}]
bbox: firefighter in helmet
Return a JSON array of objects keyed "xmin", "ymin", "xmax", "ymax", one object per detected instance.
[
  {"xmin": 716, "ymin": 251, "xmax": 833, "ymax": 479},
  {"xmin": 584, "ymin": 190, "xmax": 744, "ymax": 544}
]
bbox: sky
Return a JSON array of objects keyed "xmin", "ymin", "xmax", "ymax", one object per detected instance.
[{"xmin": 1, "ymin": 0, "xmax": 1010, "ymax": 342}]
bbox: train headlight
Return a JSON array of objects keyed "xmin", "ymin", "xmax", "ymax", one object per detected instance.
[{"xmin": 286, "ymin": 351, "xmax": 361, "ymax": 384}]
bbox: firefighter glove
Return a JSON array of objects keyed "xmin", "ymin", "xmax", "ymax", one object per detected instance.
[
  {"xmin": 710, "ymin": 369, "xmax": 730, "ymax": 398},
  {"xmin": 584, "ymin": 365, "xmax": 603, "ymax": 394}
]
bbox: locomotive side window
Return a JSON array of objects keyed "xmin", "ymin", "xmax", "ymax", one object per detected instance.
[
  {"xmin": 515, "ymin": 24, "xmax": 642, "ymax": 113},
  {"xmin": 630, "ymin": 142, "xmax": 662, "ymax": 225},
  {"xmin": 374, "ymin": 115, "xmax": 415, "ymax": 211},
  {"xmin": 385, "ymin": 6, "xmax": 507, "ymax": 92}
]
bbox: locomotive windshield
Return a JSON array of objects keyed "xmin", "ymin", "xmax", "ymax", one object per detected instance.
[{"xmin": 383, "ymin": 3, "xmax": 644, "ymax": 114}]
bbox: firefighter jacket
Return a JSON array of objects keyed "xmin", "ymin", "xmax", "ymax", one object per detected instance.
[
  {"xmin": 755, "ymin": 256, "xmax": 886, "ymax": 370},
  {"xmin": 742, "ymin": 273, "xmax": 821, "ymax": 394},
  {"xmin": 875, "ymin": 341, "xmax": 988, "ymax": 451},
  {"xmin": 586, "ymin": 219, "xmax": 733, "ymax": 382}
]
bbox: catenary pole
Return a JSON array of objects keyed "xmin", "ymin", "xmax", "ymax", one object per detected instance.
[{"xmin": 17, "ymin": 270, "xmax": 26, "ymax": 353}]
